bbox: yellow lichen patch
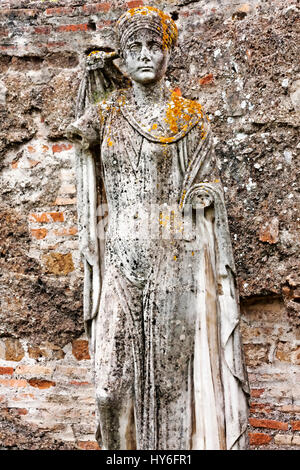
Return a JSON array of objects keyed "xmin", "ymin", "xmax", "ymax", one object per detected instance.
[
  {"xmin": 123, "ymin": 6, "xmax": 178, "ymax": 50},
  {"xmin": 107, "ymin": 137, "xmax": 114, "ymax": 147},
  {"xmin": 173, "ymin": 255, "xmax": 177, "ymax": 261},
  {"xmin": 159, "ymin": 213, "xmax": 170, "ymax": 227},
  {"xmin": 158, "ymin": 136, "xmax": 176, "ymax": 144},
  {"xmin": 179, "ymin": 190, "xmax": 186, "ymax": 209},
  {"xmin": 164, "ymin": 91, "xmax": 203, "ymax": 135}
]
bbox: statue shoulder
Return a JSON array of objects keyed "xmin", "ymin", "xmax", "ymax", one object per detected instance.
[
  {"xmin": 172, "ymin": 93, "xmax": 204, "ymax": 119},
  {"xmin": 94, "ymin": 88, "xmax": 129, "ymax": 123},
  {"xmin": 165, "ymin": 90, "xmax": 209, "ymax": 137}
]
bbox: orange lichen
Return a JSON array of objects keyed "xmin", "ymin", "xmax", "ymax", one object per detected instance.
[
  {"xmin": 164, "ymin": 91, "xmax": 204, "ymax": 135},
  {"xmin": 122, "ymin": 6, "xmax": 178, "ymax": 50},
  {"xmin": 173, "ymin": 87, "xmax": 182, "ymax": 96},
  {"xmin": 179, "ymin": 189, "xmax": 186, "ymax": 209},
  {"xmin": 88, "ymin": 50, "xmax": 100, "ymax": 56}
]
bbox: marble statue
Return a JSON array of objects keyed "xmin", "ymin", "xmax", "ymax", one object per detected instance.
[{"xmin": 66, "ymin": 6, "xmax": 249, "ymax": 450}]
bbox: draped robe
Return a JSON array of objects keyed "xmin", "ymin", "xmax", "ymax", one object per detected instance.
[{"xmin": 67, "ymin": 89, "xmax": 250, "ymax": 450}]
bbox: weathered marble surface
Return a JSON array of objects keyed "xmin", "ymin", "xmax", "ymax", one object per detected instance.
[{"xmin": 67, "ymin": 6, "xmax": 249, "ymax": 450}]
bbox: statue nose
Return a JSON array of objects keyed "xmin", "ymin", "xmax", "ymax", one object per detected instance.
[{"xmin": 140, "ymin": 45, "xmax": 151, "ymax": 61}]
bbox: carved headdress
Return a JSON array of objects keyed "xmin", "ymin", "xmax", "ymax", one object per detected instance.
[{"xmin": 116, "ymin": 6, "xmax": 178, "ymax": 51}]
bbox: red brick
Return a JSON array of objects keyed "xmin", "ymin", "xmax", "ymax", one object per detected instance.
[
  {"xmin": 250, "ymin": 388, "xmax": 265, "ymax": 398},
  {"xmin": 58, "ymin": 184, "xmax": 76, "ymax": 195},
  {"xmin": 50, "ymin": 212, "xmax": 66, "ymax": 222},
  {"xmin": 29, "ymin": 212, "xmax": 64, "ymax": 223},
  {"xmin": 249, "ymin": 418, "xmax": 288, "ymax": 431},
  {"xmin": 96, "ymin": 20, "xmax": 112, "ymax": 30},
  {"xmin": 259, "ymin": 218, "xmax": 279, "ymax": 244},
  {"xmin": 274, "ymin": 434, "xmax": 293, "ymax": 446},
  {"xmin": 52, "ymin": 197, "xmax": 77, "ymax": 206},
  {"xmin": 45, "ymin": 7, "xmax": 74, "ymax": 16},
  {"xmin": 250, "ymin": 402, "xmax": 273, "ymax": 414},
  {"xmin": 126, "ymin": 0, "xmax": 144, "ymax": 8},
  {"xmin": 34, "ymin": 26, "xmax": 52, "ymax": 35},
  {"xmin": 72, "ymin": 340, "xmax": 90, "ymax": 361},
  {"xmin": 0, "ymin": 9, "xmax": 37, "ymax": 18},
  {"xmin": 249, "ymin": 432, "xmax": 272, "ymax": 445},
  {"xmin": 28, "ymin": 159, "xmax": 40, "ymax": 168},
  {"xmin": 56, "ymin": 23, "xmax": 91, "ymax": 33},
  {"xmin": 199, "ymin": 74, "xmax": 214, "ymax": 85},
  {"xmin": 15, "ymin": 408, "xmax": 28, "ymax": 415},
  {"xmin": 0, "ymin": 367, "xmax": 14, "ymax": 375},
  {"xmin": 0, "ymin": 45, "xmax": 16, "ymax": 51},
  {"xmin": 28, "ymin": 379, "xmax": 56, "ymax": 389},
  {"xmin": 292, "ymin": 436, "xmax": 300, "ymax": 446},
  {"xmin": 70, "ymin": 381, "xmax": 90, "ymax": 386},
  {"xmin": 31, "ymin": 228, "xmax": 47, "ymax": 239},
  {"xmin": 17, "ymin": 393, "xmax": 35, "ymax": 400},
  {"xmin": 82, "ymin": 3, "xmax": 111, "ymax": 14},
  {"xmin": 77, "ymin": 441, "xmax": 101, "ymax": 450},
  {"xmin": 0, "ymin": 379, "xmax": 27, "ymax": 388},
  {"xmin": 15, "ymin": 365, "xmax": 52, "ymax": 377},
  {"xmin": 291, "ymin": 421, "xmax": 300, "ymax": 431},
  {"xmin": 280, "ymin": 405, "xmax": 300, "ymax": 413},
  {"xmin": 53, "ymin": 227, "xmax": 78, "ymax": 237},
  {"xmin": 52, "ymin": 143, "xmax": 72, "ymax": 153}
]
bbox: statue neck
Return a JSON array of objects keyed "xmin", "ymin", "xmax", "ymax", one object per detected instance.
[{"xmin": 131, "ymin": 80, "xmax": 166, "ymax": 109}]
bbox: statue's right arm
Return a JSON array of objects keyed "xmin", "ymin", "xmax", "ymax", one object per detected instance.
[{"xmin": 65, "ymin": 104, "xmax": 102, "ymax": 150}]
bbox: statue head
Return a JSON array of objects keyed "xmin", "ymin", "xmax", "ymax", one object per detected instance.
[{"xmin": 116, "ymin": 6, "xmax": 178, "ymax": 85}]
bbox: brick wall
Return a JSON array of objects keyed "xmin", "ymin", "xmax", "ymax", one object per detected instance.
[
  {"xmin": 241, "ymin": 297, "xmax": 299, "ymax": 449},
  {"xmin": 0, "ymin": 336, "xmax": 99, "ymax": 449},
  {"xmin": 0, "ymin": 0, "xmax": 299, "ymax": 450}
]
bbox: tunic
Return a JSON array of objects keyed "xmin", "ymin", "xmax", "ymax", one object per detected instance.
[{"xmin": 67, "ymin": 88, "xmax": 250, "ymax": 450}]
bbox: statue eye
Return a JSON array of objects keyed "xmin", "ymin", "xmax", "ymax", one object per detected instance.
[
  {"xmin": 149, "ymin": 41, "xmax": 161, "ymax": 51},
  {"xmin": 128, "ymin": 43, "xmax": 141, "ymax": 53}
]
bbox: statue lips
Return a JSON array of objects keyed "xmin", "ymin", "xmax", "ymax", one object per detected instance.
[{"xmin": 138, "ymin": 66, "xmax": 154, "ymax": 71}]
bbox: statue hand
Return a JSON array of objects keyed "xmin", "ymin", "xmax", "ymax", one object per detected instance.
[{"xmin": 85, "ymin": 51, "xmax": 119, "ymax": 71}]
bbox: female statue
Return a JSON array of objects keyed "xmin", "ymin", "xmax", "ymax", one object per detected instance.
[{"xmin": 66, "ymin": 6, "xmax": 249, "ymax": 450}]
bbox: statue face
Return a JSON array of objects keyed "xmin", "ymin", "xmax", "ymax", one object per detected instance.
[{"xmin": 122, "ymin": 29, "xmax": 170, "ymax": 85}]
